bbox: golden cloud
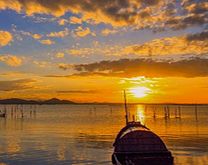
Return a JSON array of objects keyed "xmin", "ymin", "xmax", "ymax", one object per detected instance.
[
  {"xmin": 68, "ymin": 45, "xmax": 123, "ymax": 56},
  {"xmin": 74, "ymin": 26, "xmax": 94, "ymax": 37},
  {"xmin": 16, "ymin": 30, "xmax": 43, "ymax": 40},
  {"xmin": 71, "ymin": 57, "xmax": 208, "ymax": 78},
  {"xmin": 47, "ymin": 28, "xmax": 69, "ymax": 38},
  {"xmin": 68, "ymin": 31, "xmax": 208, "ymax": 57},
  {"xmin": 68, "ymin": 48, "xmax": 92, "ymax": 56},
  {"xmin": 32, "ymin": 33, "xmax": 42, "ymax": 39},
  {"xmin": 0, "ymin": 0, "xmax": 21, "ymax": 12},
  {"xmin": 58, "ymin": 63, "xmax": 73, "ymax": 70},
  {"xmin": 0, "ymin": 55, "xmax": 23, "ymax": 67},
  {"xmin": 0, "ymin": 0, "xmax": 206, "ymax": 29},
  {"xmin": 128, "ymin": 34, "xmax": 208, "ymax": 56},
  {"xmin": 69, "ymin": 16, "xmax": 82, "ymax": 24},
  {"xmin": 58, "ymin": 18, "xmax": 67, "ymax": 26},
  {"xmin": 0, "ymin": 79, "xmax": 37, "ymax": 91},
  {"xmin": 39, "ymin": 39, "xmax": 55, "ymax": 45},
  {"xmin": 0, "ymin": 30, "xmax": 13, "ymax": 47}
]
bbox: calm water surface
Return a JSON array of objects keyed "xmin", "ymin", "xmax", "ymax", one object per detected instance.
[{"xmin": 0, "ymin": 104, "xmax": 207, "ymax": 165}]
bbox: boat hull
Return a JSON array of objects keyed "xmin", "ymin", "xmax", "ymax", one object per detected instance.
[
  {"xmin": 112, "ymin": 122, "xmax": 174, "ymax": 165},
  {"xmin": 112, "ymin": 152, "xmax": 173, "ymax": 165}
]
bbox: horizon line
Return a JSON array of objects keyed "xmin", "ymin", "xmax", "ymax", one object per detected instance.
[{"xmin": 0, "ymin": 98, "xmax": 208, "ymax": 105}]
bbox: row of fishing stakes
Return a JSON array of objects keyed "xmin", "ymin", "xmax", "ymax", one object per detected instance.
[
  {"xmin": 2, "ymin": 105, "xmax": 37, "ymax": 119},
  {"xmin": 151, "ymin": 105, "xmax": 199, "ymax": 121},
  {"xmin": 151, "ymin": 106, "xmax": 182, "ymax": 119},
  {"xmin": 152, "ymin": 106, "xmax": 182, "ymax": 119}
]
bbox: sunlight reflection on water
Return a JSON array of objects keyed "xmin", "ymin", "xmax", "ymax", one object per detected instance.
[{"xmin": 135, "ymin": 105, "xmax": 145, "ymax": 124}]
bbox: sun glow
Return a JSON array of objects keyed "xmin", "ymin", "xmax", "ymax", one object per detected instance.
[{"xmin": 129, "ymin": 87, "xmax": 151, "ymax": 98}]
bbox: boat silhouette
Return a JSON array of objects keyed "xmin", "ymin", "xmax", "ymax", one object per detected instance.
[{"xmin": 112, "ymin": 91, "xmax": 173, "ymax": 165}]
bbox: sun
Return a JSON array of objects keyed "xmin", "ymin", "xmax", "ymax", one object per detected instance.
[{"xmin": 129, "ymin": 87, "xmax": 151, "ymax": 98}]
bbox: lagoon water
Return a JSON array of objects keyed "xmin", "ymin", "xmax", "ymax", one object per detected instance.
[{"xmin": 0, "ymin": 104, "xmax": 207, "ymax": 165}]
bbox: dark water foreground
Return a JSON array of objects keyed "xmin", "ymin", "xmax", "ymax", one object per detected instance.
[{"xmin": 0, "ymin": 104, "xmax": 207, "ymax": 165}]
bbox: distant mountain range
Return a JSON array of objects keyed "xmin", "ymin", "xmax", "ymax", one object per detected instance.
[
  {"xmin": 0, "ymin": 98, "xmax": 76, "ymax": 104},
  {"xmin": 0, "ymin": 98, "xmax": 207, "ymax": 105}
]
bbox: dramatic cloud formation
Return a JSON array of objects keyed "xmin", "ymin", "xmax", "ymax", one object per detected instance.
[
  {"xmin": 70, "ymin": 57, "xmax": 208, "ymax": 78},
  {"xmin": 186, "ymin": 30, "xmax": 208, "ymax": 41},
  {"xmin": 0, "ymin": 79, "xmax": 36, "ymax": 91},
  {"xmin": 0, "ymin": 55, "xmax": 23, "ymax": 67},
  {"xmin": 164, "ymin": 1, "xmax": 208, "ymax": 30},
  {"xmin": 0, "ymin": 30, "xmax": 13, "ymax": 47},
  {"xmin": 128, "ymin": 31, "xmax": 208, "ymax": 56},
  {"xmin": 68, "ymin": 31, "xmax": 208, "ymax": 57},
  {"xmin": 0, "ymin": 0, "xmax": 207, "ymax": 29},
  {"xmin": 0, "ymin": 0, "xmax": 207, "ymax": 103}
]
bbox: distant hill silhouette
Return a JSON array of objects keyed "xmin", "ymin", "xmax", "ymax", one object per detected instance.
[
  {"xmin": 0, "ymin": 98, "xmax": 76, "ymax": 104},
  {"xmin": 42, "ymin": 98, "xmax": 75, "ymax": 104}
]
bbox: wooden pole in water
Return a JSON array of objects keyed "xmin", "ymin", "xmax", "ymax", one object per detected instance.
[
  {"xmin": 178, "ymin": 106, "xmax": 181, "ymax": 118},
  {"xmin": 195, "ymin": 104, "xmax": 198, "ymax": 121},
  {"xmin": 153, "ymin": 106, "xmax": 156, "ymax": 119},
  {"xmin": 11, "ymin": 106, "xmax": 14, "ymax": 118},
  {"xmin": 175, "ymin": 108, "xmax": 177, "ymax": 118},
  {"xmin": 110, "ymin": 106, "xmax": 113, "ymax": 114},
  {"xmin": 33, "ymin": 105, "xmax": 36, "ymax": 117},
  {"xmin": 21, "ymin": 108, "xmax": 23, "ymax": 118},
  {"xmin": 124, "ymin": 90, "xmax": 129, "ymax": 125},
  {"xmin": 4, "ymin": 106, "xmax": 7, "ymax": 117},
  {"xmin": 164, "ymin": 106, "xmax": 167, "ymax": 118},
  {"xmin": 167, "ymin": 106, "xmax": 170, "ymax": 118}
]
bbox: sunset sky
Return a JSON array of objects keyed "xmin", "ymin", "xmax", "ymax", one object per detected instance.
[{"xmin": 0, "ymin": 0, "xmax": 207, "ymax": 103}]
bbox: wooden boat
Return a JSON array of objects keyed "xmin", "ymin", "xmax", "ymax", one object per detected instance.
[{"xmin": 112, "ymin": 91, "xmax": 173, "ymax": 165}]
